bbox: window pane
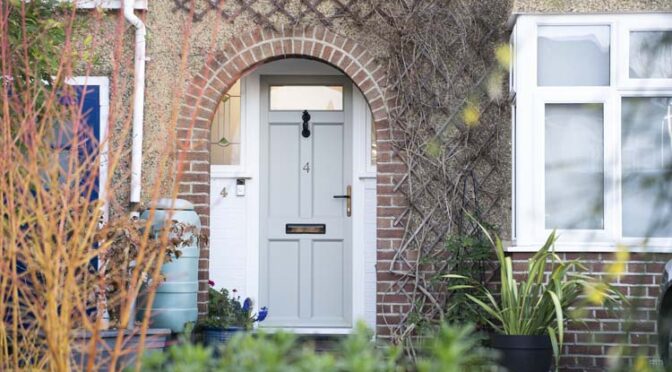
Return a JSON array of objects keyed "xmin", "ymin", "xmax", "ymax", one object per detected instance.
[
  {"xmin": 370, "ymin": 113, "xmax": 377, "ymax": 166},
  {"xmin": 622, "ymin": 97, "xmax": 672, "ymax": 237},
  {"xmin": 630, "ymin": 31, "xmax": 672, "ymax": 79},
  {"xmin": 538, "ymin": 26, "xmax": 610, "ymax": 86},
  {"xmin": 270, "ymin": 85, "xmax": 343, "ymax": 111},
  {"xmin": 211, "ymin": 80, "xmax": 241, "ymax": 165},
  {"xmin": 545, "ymin": 104, "xmax": 604, "ymax": 230}
]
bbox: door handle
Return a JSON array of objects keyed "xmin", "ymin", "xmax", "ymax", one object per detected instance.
[{"xmin": 333, "ymin": 185, "xmax": 351, "ymax": 217}]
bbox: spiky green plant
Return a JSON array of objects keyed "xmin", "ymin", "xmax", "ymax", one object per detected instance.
[{"xmin": 447, "ymin": 227, "xmax": 624, "ymax": 365}]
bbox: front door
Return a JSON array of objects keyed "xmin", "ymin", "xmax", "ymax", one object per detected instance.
[{"xmin": 259, "ymin": 76, "xmax": 353, "ymax": 328}]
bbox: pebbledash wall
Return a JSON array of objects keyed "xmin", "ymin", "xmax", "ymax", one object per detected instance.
[{"xmin": 78, "ymin": 0, "xmax": 672, "ymax": 370}]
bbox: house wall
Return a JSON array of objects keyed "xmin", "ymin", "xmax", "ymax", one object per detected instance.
[
  {"xmin": 513, "ymin": 0, "xmax": 672, "ymax": 13},
  {"xmin": 72, "ymin": 0, "xmax": 671, "ymax": 370}
]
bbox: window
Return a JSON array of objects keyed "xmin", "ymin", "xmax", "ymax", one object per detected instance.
[
  {"xmin": 270, "ymin": 85, "xmax": 343, "ymax": 111},
  {"xmin": 211, "ymin": 80, "xmax": 242, "ymax": 166},
  {"xmin": 370, "ymin": 113, "xmax": 377, "ymax": 167},
  {"xmin": 629, "ymin": 31, "xmax": 672, "ymax": 79},
  {"xmin": 513, "ymin": 14, "xmax": 672, "ymax": 250},
  {"xmin": 537, "ymin": 25, "xmax": 610, "ymax": 86}
]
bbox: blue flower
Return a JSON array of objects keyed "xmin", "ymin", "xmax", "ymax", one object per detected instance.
[
  {"xmin": 242, "ymin": 297, "xmax": 252, "ymax": 313},
  {"xmin": 255, "ymin": 306, "xmax": 269, "ymax": 322}
]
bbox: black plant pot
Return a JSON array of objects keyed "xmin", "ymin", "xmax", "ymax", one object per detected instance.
[
  {"xmin": 491, "ymin": 334, "xmax": 553, "ymax": 372},
  {"xmin": 202, "ymin": 326, "xmax": 244, "ymax": 348}
]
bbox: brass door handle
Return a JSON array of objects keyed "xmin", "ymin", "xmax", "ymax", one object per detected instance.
[{"xmin": 333, "ymin": 185, "xmax": 352, "ymax": 217}]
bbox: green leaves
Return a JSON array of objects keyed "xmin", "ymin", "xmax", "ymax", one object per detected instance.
[
  {"xmin": 454, "ymin": 224, "xmax": 624, "ymax": 366},
  {"xmin": 139, "ymin": 322, "xmax": 497, "ymax": 372},
  {"xmin": 417, "ymin": 323, "xmax": 498, "ymax": 372}
]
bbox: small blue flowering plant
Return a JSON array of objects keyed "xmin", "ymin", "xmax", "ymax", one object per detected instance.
[{"xmin": 197, "ymin": 280, "xmax": 268, "ymax": 331}]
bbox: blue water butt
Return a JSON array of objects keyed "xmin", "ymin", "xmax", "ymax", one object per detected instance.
[{"xmin": 137, "ymin": 198, "xmax": 201, "ymax": 333}]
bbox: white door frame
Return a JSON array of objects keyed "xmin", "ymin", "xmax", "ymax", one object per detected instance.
[{"xmin": 211, "ymin": 59, "xmax": 370, "ymax": 334}]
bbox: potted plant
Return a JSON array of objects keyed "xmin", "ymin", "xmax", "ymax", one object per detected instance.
[
  {"xmin": 196, "ymin": 281, "xmax": 268, "ymax": 347},
  {"xmin": 448, "ymin": 228, "xmax": 623, "ymax": 372}
]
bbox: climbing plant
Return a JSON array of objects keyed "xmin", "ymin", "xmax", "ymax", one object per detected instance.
[{"xmin": 365, "ymin": 1, "xmax": 512, "ymax": 349}]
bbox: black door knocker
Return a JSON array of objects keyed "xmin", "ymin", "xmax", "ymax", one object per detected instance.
[{"xmin": 302, "ymin": 110, "xmax": 311, "ymax": 138}]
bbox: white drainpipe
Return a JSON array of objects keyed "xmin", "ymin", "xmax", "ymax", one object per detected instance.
[{"xmin": 124, "ymin": 0, "xmax": 146, "ymax": 219}]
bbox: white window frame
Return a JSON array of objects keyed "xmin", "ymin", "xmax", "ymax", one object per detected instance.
[
  {"xmin": 512, "ymin": 14, "xmax": 672, "ymax": 252},
  {"xmin": 211, "ymin": 77, "xmax": 248, "ymax": 177},
  {"xmin": 65, "ymin": 76, "xmax": 110, "ymax": 221},
  {"xmin": 617, "ymin": 15, "xmax": 672, "ymax": 89},
  {"xmin": 69, "ymin": 0, "xmax": 147, "ymax": 9}
]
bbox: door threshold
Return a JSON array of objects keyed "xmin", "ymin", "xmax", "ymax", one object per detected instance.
[{"xmin": 256, "ymin": 327, "xmax": 353, "ymax": 335}]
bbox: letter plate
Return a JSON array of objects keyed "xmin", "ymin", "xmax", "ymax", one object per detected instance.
[{"xmin": 285, "ymin": 224, "xmax": 326, "ymax": 234}]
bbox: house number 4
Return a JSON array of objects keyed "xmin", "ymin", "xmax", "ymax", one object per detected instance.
[{"xmin": 303, "ymin": 162, "xmax": 310, "ymax": 174}]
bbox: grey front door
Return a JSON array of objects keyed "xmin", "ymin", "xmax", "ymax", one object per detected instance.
[{"xmin": 259, "ymin": 75, "xmax": 353, "ymax": 328}]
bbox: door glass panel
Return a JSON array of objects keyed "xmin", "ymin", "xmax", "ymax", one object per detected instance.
[
  {"xmin": 622, "ymin": 97, "xmax": 672, "ymax": 237},
  {"xmin": 629, "ymin": 31, "xmax": 672, "ymax": 79},
  {"xmin": 211, "ymin": 80, "xmax": 241, "ymax": 165},
  {"xmin": 370, "ymin": 113, "xmax": 377, "ymax": 166},
  {"xmin": 270, "ymin": 85, "xmax": 343, "ymax": 111},
  {"xmin": 545, "ymin": 103, "xmax": 604, "ymax": 230},
  {"xmin": 537, "ymin": 26, "xmax": 610, "ymax": 86}
]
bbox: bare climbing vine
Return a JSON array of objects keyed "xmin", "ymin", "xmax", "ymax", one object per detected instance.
[{"xmin": 363, "ymin": 0, "xmax": 513, "ymax": 351}]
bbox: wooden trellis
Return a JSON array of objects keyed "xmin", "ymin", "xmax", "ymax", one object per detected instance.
[{"xmin": 172, "ymin": 0, "xmax": 377, "ymax": 27}]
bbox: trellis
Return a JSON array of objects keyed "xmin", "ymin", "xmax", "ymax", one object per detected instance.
[
  {"xmin": 174, "ymin": 0, "xmax": 513, "ymax": 348},
  {"xmin": 368, "ymin": 1, "xmax": 513, "ymax": 347},
  {"xmin": 172, "ymin": 0, "xmax": 376, "ymax": 26}
]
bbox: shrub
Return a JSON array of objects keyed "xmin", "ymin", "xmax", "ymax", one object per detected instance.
[{"xmin": 138, "ymin": 322, "xmax": 499, "ymax": 371}]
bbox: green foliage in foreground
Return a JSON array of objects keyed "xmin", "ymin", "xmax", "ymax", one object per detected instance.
[{"xmin": 138, "ymin": 322, "xmax": 498, "ymax": 372}]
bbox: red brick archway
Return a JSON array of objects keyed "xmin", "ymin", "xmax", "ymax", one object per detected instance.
[{"xmin": 176, "ymin": 26, "xmax": 404, "ymax": 337}]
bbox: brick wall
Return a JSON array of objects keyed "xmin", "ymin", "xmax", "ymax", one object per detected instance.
[
  {"xmin": 511, "ymin": 252, "xmax": 671, "ymax": 370},
  {"xmin": 174, "ymin": 25, "xmax": 400, "ymax": 316}
]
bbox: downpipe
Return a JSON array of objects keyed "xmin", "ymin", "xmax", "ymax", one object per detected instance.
[{"xmin": 124, "ymin": 0, "xmax": 146, "ymax": 220}]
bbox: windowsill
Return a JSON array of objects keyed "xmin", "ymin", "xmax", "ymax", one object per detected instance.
[
  {"xmin": 210, "ymin": 169, "xmax": 252, "ymax": 179},
  {"xmin": 72, "ymin": 0, "xmax": 147, "ymax": 9},
  {"xmin": 506, "ymin": 241, "xmax": 672, "ymax": 253}
]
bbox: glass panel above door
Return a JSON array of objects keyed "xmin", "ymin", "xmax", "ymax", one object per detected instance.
[
  {"xmin": 211, "ymin": 80, "xmax": 241, "ymax": 165},
  {"xmin": 629, "ymin": 31, "xmax": 672, "ymax": 79},
  {"xmin": 270, "ymin": 85, "xmax": 343, "ymax": 111},
  {"xmin": 537, "ymin": 25, "xmax": 611, "ymax": 86}
]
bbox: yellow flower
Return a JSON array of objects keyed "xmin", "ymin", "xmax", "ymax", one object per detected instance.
[
  {"xmin": 584, "ymin": 282, "xmax": 607, "ymax": 305},
  {"xmin": 633, "ymin": 354, "xmax": 650, "ymax": 372},
  {"xmin": 495, "ymin": 44, "xmax": 512, "ymax": 71},
  {"xmin": 425, "ymin": 139, "xmax": 442, "ymax": 158},
  {"xmin": 462, "ymin": 102, "xmax": 480, "ymax": 127},
  {"xmin": 486, "ymin": 71, "xmax": 504, "ymax": 101},
  {"xmin": 607, "ymin": 245, "xmax": 629, "ymax": 278}
]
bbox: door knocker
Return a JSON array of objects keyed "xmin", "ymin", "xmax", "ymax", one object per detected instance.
[{"xmin": 302, "ymin": 110, "xmax": 311, "ymax": 138}]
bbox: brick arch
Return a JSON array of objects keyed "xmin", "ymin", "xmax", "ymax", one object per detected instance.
[{"xmin": 177, "ymin": 26, "xmax": 401, "ymax": 324}]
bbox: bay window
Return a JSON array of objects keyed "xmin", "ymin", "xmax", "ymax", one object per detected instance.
[{"xmin": 512, "ymin": 14, "xmax": 672, "ymax": 250}]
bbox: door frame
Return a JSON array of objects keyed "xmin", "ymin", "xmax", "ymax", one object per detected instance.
[
  {"xmin": 258, "ymin": 74, "xmax": 353, "ymax": 329},
  {"xmin": 239, "ymin": 63, "xmax": 369, "ymax": 334}
]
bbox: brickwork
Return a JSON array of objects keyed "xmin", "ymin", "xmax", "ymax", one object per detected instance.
[
  {"xmin": 511, "ymin": 251, "xmax": 671, "ymax": 370},
  {"xmin": 175, "ymin": 25, "xmax": 405, "ymax": 322}
]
